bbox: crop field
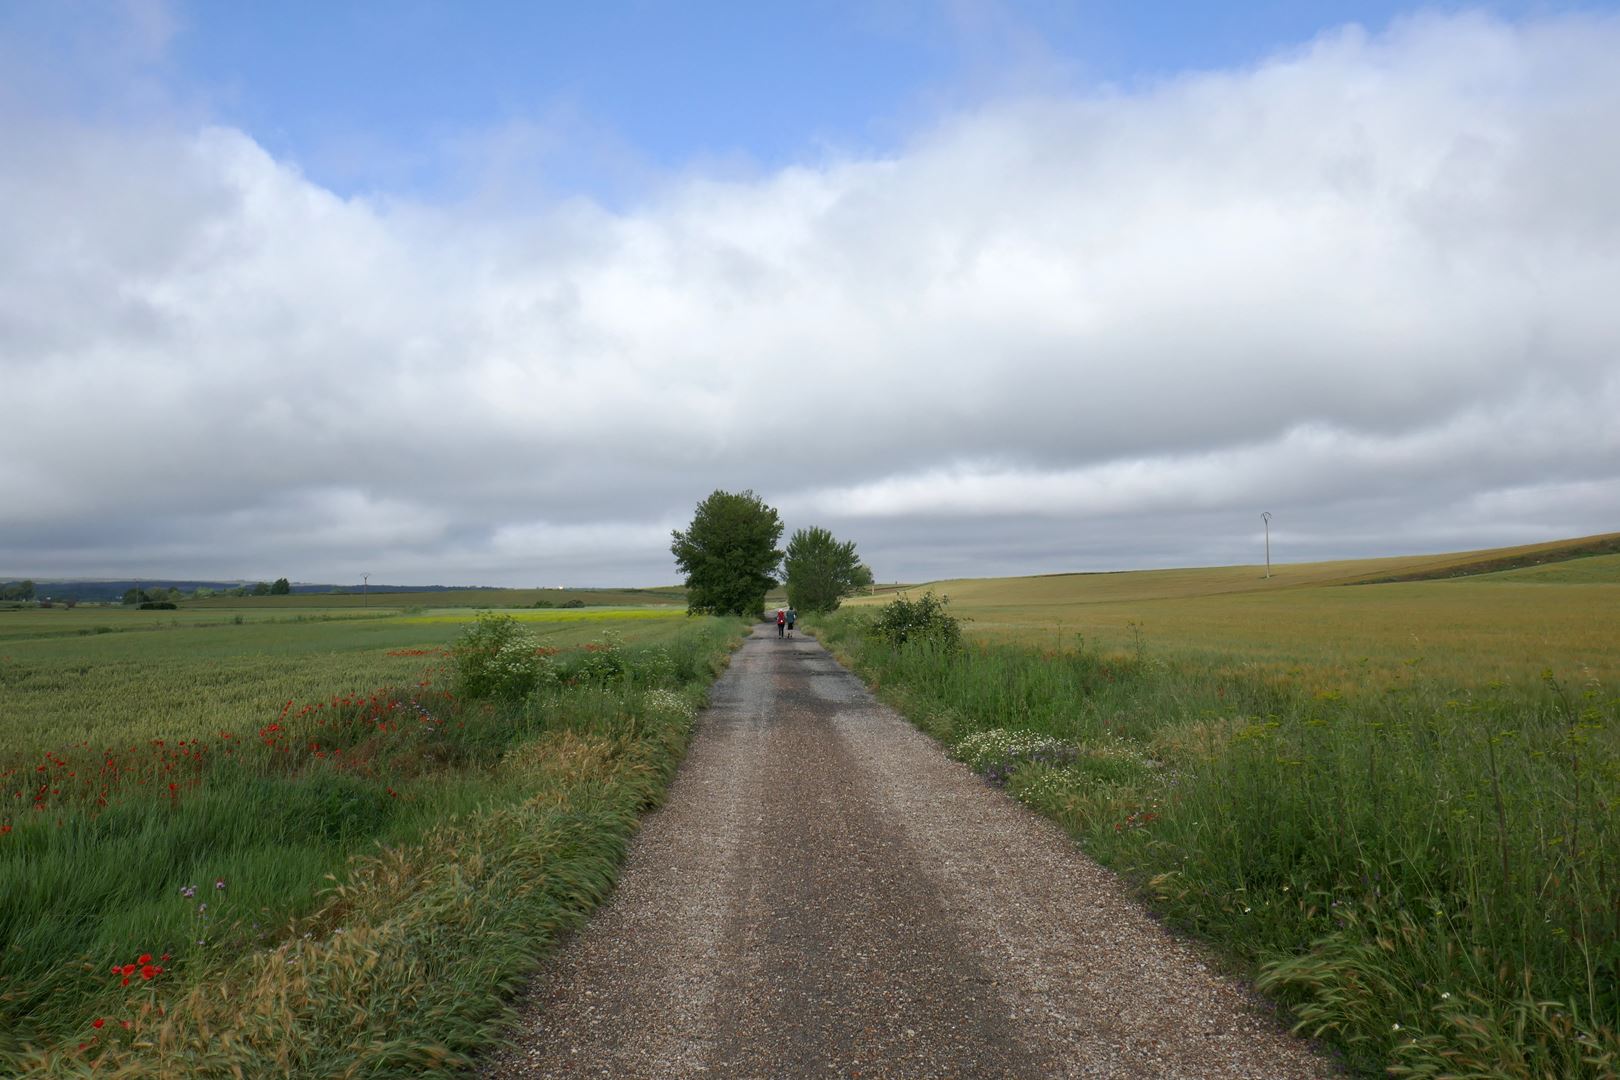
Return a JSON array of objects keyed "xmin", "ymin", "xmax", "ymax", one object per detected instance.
[
  {"xmin": 181, "ymin": 586, "xmax": 686, "ymax": 610},
  {"xmin": 0, "ymin": 605, "xmax": 688, "ymax": 751},
  {"xmin": 0, "ymin": 603, "xmax": 745, "ymax": 1074},
  {"xmin": 398, "ymin": 607, "xmax": 687, "ymax": 625},
  {"xmin": 819, "ymin": 534, "xmax": 1620, "ymax": 1076},
  {"xmin": 846, "ymin": 533, "xmax": 1620, "ymax": 687}
]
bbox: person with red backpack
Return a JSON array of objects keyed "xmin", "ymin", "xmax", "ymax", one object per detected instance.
[{"xmin": 776, "ymin": 608, "xmax": 786, "ymax": 638}]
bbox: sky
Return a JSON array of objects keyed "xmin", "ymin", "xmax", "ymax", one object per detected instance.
[{"xmin": 2, "ymin": 1, "xmax": 1618, "ymax": 586}]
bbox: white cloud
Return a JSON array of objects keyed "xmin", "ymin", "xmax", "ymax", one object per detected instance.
[{"xmin": 3, "ymin": 10, "xmax": 1619, "ymax": 583}]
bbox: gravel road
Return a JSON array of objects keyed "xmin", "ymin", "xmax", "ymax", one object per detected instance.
[{"xmin": 486, "ymin": 626, "xmax": 1337, "ymax": 1079}]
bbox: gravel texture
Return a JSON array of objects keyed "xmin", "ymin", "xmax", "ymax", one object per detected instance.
[{"xmin": 485, "ymin": 626, "xmax": 1338, "ymax": 1079}]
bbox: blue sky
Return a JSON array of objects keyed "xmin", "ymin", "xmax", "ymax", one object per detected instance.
[
  {"xmin": 4, "ymin": 1, "xmax": 1620, "ymax": 584},
  {"xmin": 189, "ymin": 3, "xmax": 1606, "ymax": 181},
  {"xmin": 17, "ymin": 1, "xmax": 1610, "ymax": 198}
]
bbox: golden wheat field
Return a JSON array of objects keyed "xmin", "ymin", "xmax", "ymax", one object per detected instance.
[{"xmin": 846, "ymin": 533, "xmax": 1620, "ymax": 687}]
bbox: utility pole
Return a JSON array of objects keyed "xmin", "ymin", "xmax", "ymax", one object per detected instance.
[
  {"xmin": 362, "ymin": 573, "xmax": 369, "ymax": 607},
  {"xmin": 1261, "ymin": 512, "xmax": 1272, "ymax": 579}
]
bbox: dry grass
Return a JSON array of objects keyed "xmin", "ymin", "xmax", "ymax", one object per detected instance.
[
  {"xmin": 845, "ymin": 532, "xmax": 1620, "ymax": 686},
  {"xmin": 815, "ymin": 582, "xmax": 1620, "ymax": 1077}
]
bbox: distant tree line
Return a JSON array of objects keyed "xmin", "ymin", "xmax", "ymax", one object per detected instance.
[
  {"xmin": 121, "ymin": 578, "xmax": 291, "ymax": 605},
  {"xmin": 122, "ymin": 587, "xmax": 183, "ymax": 605},
  {"xmin": 1, "ymin": 580, "xmax": 36, "ymax": 601}
]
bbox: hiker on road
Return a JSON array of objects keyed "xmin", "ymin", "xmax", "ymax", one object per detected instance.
[
  {"xmin": 776, "ymin": 608, "xmax": 786, "ymax": 638},
  {"xmin": 786, "ymin": 606, "xmax": 797, "ymax": 638}
]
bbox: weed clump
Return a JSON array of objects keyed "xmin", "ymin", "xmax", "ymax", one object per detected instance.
[
  {"xmin": 452, "ymin": 612, "xmax": 555, "ymax": 701},
  {"xmin": 952, "ymin": 727, "xmax": 1076, "ymax": 784},
  {"xmin": 569, "ymin": 630, "xmax": 629, "ymax": 684},
  {"xmin": 871, "ymin": 592, "xmax": 961, "ymax": 649}
]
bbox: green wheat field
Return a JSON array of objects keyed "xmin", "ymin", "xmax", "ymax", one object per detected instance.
[{"xmin": 0, "ymin": 600, "xmax": 743, "ymax": 1075}]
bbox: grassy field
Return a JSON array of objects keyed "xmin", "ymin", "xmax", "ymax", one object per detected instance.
[
  {"xmin": 0, "ymin": 603, "xmax": 745, "ymax": 1075},
  {"xmin": 817, "ymin": 534, "xmax": 1620, "ymax": 1077}
]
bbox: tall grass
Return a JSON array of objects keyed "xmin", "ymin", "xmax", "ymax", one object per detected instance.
[
  {"xmin": 1, "ymin": 616, "xmax": 747, "ymax": 1075},
  {"xmin": 815, "ymin": 610, "xmax": 1619, "ymax": 1077}
]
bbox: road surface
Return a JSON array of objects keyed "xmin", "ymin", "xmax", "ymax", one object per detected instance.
[{"xmin": 487, "ymin": 625, "xmax": 1335, "ymax": 1079}]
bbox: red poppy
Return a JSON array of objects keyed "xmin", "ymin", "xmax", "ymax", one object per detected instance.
[
  {"xmin": 137, "ymin": 953, "xmax": 151, "ymax": 964},
  {"xmin": 121, "ymin": 964, "xmax": 136, "ymax": 976},
  {"xmin": 140, "ymin": 964, "xmax": 158, "ymax": 980},
  {"xmin": 92, "ymin": 1018, "xmax": 105, "ymax": 1029}
]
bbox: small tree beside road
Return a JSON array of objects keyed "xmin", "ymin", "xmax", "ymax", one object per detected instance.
[
  {"xmin": 671, "ymin": 490, "xmax": 784, "ymax": 617},
  {"xmin": 784, "ymin": 527, "xmax": 871, "ymax": 613}
]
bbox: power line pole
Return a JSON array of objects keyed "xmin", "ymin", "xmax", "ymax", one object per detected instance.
[
  {"xmin": 1261, "ymin": 512, "xmax": 1272, "ymax": 579},
  {"xmin": 363, "ymin": 573, "xmax": 369, "ymax": 607}
]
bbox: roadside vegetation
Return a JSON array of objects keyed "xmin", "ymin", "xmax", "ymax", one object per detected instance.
[
  {"xmin": 0, "ymin": 606, "xmax": 746, "ymax": 1075},
  {"xmin": 814, "ymin": 576, "xmax": 1618, "ymax": 1077}
]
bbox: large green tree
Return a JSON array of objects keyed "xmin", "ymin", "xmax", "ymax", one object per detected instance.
[
  {"xmin": 783, "ymin": 526, "xmax": 871, "ymax": 613},
  {"xmin": 671, "ymin": 490, "xmax": 784, "ymax": 616}
]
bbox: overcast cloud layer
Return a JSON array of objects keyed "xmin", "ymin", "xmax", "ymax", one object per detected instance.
[{"xmin": 3, "ymin": 11, "xmax": 1618, "ymax": 585}]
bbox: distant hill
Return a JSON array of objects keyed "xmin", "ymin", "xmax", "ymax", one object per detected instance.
[
  {"xmin": 842, "ymin": 530, "xmax": 1620, "ymax": 609},
  {"xmin": 1, "ymin": 579, "xmax": 686, "ymax": 604},
  {"xmin": 1350, "ymin": 532, "xmax": 1620, "ymax": 584},
  {"xmin": 287, "ymin": 583, "xmax": 506, "ymax": 595},
  {"xmin": 184, "ymin": 586, "xmax": 687, "ymax": 609}
]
